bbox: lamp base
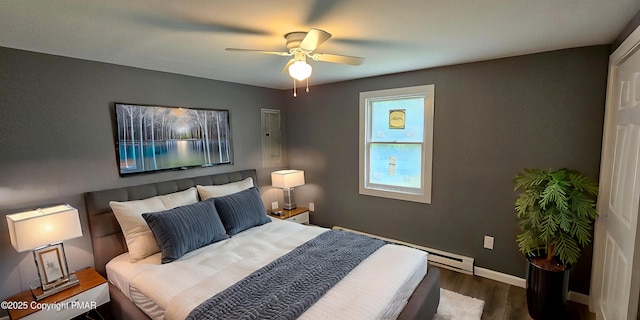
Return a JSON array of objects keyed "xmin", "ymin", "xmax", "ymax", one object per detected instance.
[
  {"xmin": 283, "ymin": 188, "xmax": 297, "ymax": 210},
  {"xmin": 283, "ymin": 203, "xmax": 297, "ymax": 210},
  {"xmin": 30, "ymin": 273, "xmax": 79, "ymax": 300}
]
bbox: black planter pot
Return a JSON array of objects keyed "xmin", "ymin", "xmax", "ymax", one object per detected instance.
[{"xmin": 525, "ymin": 257, "xmax": 571, "ymax": 320}]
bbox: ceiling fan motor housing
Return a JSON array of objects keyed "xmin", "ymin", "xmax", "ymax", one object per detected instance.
[{"xmin": 284, "ymin": 32, "xmax": 307, "ymax": 50}]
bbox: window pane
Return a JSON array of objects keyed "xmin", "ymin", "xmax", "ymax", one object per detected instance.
[
  {"xmin": 359, "ymin": 84, "xmax": 434, "ymax": 203},
  {"xmin": 371, "ymin": 97, "xmax": 424, "ymax": 143},
  {"xmin": 369, "ymin": 143, "xmax": 422, "ymax": 189}
]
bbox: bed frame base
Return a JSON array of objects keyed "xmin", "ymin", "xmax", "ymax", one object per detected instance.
[{"xmin": 107, "ymin": 267, "xmax": 440, "ymax": 320}]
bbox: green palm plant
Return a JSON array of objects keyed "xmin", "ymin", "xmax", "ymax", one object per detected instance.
[{"xmin": 514, "ymin": 168, "xmax": 599, "ymax": 265}]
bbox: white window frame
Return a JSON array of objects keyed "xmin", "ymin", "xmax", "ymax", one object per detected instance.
[{"xmin": 359, "ymin": 84, "xmax": 435, "ymax": 203}]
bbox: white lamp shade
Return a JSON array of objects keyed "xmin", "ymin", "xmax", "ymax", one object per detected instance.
[
  {"xmin": 288, "ymin": 61, "xmax": 312, "ymax": 81},
  {"xmin": 271, "ymin": 170, "xmax": 305, "ymax": 189},
  {"xmin": 6, "ymin": 204, "xmax": 82, "ymax": 252}
]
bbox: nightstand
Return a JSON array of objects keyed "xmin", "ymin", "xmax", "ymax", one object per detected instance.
[
  {"xmin": 3, "ymin": 267, "xmax": 110, "ymax": 320},
  {"xmin": 269, "ymin": 207, "xmax": 310, "ymax": 224}
]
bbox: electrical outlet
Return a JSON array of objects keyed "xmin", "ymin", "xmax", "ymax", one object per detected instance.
[
  {"xmin": 271, "ymin": 201, "xmax": 278, "ymax": 210},
  {"xmin": 309, "ymin": 203, "xmax": 315, "ymax": 211},
  {"xmin": 484, "ymin": 236, "xmax": 494, "ymax": 250}
]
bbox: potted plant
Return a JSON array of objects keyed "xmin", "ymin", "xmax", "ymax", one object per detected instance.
[{"xmin": 514, "ymin": 168, "xmax": 598, "ymax": 320}]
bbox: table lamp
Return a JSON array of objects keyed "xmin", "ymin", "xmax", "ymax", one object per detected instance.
[
  {"xmin": 271, "ymin": 170, "xmax": 305, "ymax": 210},
  {"xmin": 6, "ymin": 204, "xmax": 83, "ymax": 300}
]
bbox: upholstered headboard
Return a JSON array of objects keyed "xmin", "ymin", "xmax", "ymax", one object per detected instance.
[{"xmin": 84, "ymin": 169, "xmax": 258, "ymax": 277}]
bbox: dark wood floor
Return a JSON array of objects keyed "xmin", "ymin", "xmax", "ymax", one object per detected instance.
[{"xmin": 438, "ymin": 267, "xmax": 596, "ymax": 320}]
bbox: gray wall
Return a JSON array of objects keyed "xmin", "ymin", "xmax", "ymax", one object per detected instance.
[
  {"xmin": 0, "ymin": 47, "xmax": 286, "ymax": 310},
  {"xmin": 285, "ymin": 45, "xmax": 610, "ymax": 295},
  {"xmin": 0, "ymin": 44, "xmax": 610, "ymax": 313}
]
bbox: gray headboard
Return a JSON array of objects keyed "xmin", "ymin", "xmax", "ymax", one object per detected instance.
[{"xmin": 84, "ymin": 169, "xmax": 258, "ymax": 277}]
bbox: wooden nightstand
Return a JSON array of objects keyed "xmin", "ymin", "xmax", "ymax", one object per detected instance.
[
  {"xmin": 3, "ymin": 267, "xmax": 110, "ymax": 320},
  {"xmin": 269, "ymin": 207, "xmax": 310, "ymax": 224}
]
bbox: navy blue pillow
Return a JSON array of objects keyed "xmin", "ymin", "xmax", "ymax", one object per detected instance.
[
  {"xmin": 143, "ymin": 198, "xmax": 229, "ymax": 263},
  {"xmin": 213, "ymin": 187, "xmax": 270, "ymax": 236}
]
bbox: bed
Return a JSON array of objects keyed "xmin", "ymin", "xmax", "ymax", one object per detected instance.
[{"xmin": 85, "ymin": 169, "xmax": 440, "ymax": 319}]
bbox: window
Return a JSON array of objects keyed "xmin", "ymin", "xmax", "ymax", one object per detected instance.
[{"xmin": 359, "ymin": 85, "xmax": 434, "ymax": 203}]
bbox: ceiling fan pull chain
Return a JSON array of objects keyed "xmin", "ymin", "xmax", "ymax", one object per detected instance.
[
  {"xmin": 293, "ymin": 78, "xmax": 297, "ymax": 97},
  {"xmin": 306, "ymin": 78, "xmax": 309, "ymax": 93}
]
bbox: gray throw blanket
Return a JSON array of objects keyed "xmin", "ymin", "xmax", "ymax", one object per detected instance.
[{"xmin": 186, "ymin": 230, "xmax": 386, "ymax": 320}]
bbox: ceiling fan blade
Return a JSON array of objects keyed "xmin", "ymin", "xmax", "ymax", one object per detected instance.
[
  {"xmin": 333, "ymin": 38, "xmax": 398, "ymax": 48},
  {"xmin": 311, "ymin": 53, "xmax": 364, "ymax": 66},
  {"xmin": 225, "ymin": 48, "xmax": 291, "ymax": 56},
  {"xmin": 304, "ymin": 0, "xmax": 341, "ymax": 24},
  {"xmin": 195, "ymin": 23, "xmax": 269, "ymax": 35},
  {"xmin": 132, "ymin": 13, "xmax": 270, "ymax": 36},
  {"xmin": 300, "ymin": 28, "xmax": 332, "ymax": 51},
  {"xmin": 281, "ymin": 59, "xmax": 296, "ymax": 74}
]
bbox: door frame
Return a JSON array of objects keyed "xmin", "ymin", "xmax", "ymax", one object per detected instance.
[{"xmin": 590, "ymin": 24, "xmax": 640, "ymax": 319}]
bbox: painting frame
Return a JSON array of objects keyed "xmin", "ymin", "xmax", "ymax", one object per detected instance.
[
  {"xmin": 33, "ymin": 243, "xmax": 69, "ymax": 289},
  {"xmin": 114, "ymin": 102, "xmax": 233, "ymax": 176}
]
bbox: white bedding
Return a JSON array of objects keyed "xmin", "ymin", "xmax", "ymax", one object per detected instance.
[{"xmin": 106, "ymin": 218, "xmax": 428, "ymax": 320}]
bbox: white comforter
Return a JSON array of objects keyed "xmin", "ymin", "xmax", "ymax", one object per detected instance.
[{"xmin": 106, "ymin": 218, "xmax": 428, "ymax": 320}]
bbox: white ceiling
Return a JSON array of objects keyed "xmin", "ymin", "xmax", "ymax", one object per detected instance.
[{"xmin": 1, "ymin": 0, "xmax": 638, "ymax": 90}]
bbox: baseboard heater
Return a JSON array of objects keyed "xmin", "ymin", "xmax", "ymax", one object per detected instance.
[{"xmin": 332, "ymin": 226, "xmax": 475, "ymax": 275}]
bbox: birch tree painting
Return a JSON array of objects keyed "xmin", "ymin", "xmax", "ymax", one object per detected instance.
[{"xmin": 115, "ymin": 104, "xmax": 232, "ymax": 175}]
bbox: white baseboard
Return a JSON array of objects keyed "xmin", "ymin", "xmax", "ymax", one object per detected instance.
[
  {"xmin": 567, "ymin": 291, "xmax": 590, "ymax": 305},
  {"xmin": 473, "ymin": 266, "xmax": 590, "ymax": 305},
  {"xmin": 474, "ymin": 266, "xmax": 526, "ymax": 288}
]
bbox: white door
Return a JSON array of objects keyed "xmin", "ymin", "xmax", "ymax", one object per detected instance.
[{"xmin": 590, "ymin": 26, "xmax": 640, "ymax": 320}]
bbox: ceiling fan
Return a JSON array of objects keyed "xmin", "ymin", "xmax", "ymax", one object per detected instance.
[{"xmin": 226, "ymin": 28, "xmax": 364, "ymax": 96}]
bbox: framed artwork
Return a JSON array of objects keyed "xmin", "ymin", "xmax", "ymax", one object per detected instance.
[
  {"xmin": 114, "ymin": 103, "xmax": 233, "ymax": 176},
  {"xmin": 33, "ymin": 243, "xmax": 69, "ymax": 289}
]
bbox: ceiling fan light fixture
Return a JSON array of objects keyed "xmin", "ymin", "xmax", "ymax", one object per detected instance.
[{"xmin": 288, "ymin": 60, "xmax": 312, "ymax": 81}]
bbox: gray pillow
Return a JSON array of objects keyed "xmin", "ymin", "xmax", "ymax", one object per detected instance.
[
  {"xmin": 213, "ymin": 187, "xmax": 271, "ymax": 236},
  {"xmin": 143, "ymin": 198, "xmax": 229, "ymax": 263}
]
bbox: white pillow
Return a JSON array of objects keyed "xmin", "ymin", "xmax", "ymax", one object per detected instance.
[
  {"xmin": 196, "ymin": 177, "xmax": 254, "ymax": 199},
  {"xmin": 109, "ymin": 187, "xmax": 198, "ymax": 261}
]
